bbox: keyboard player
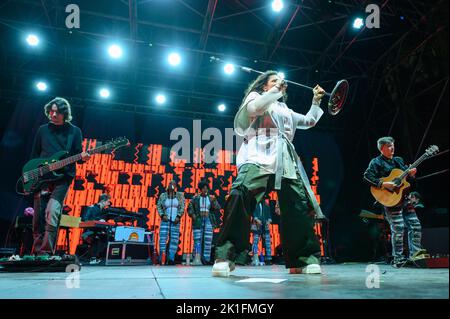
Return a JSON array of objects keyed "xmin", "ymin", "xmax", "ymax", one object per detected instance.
[{"xmin": 81, "ymin": 193, "xmax": 112, "ymax": 264}]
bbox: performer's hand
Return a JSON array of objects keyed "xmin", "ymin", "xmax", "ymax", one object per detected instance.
[
  {"xmin": 382, "ymin": 182, "xmax": 396, "ymax": 191},
  {"xmin": 408, "ymin": 168, "xmax": 417, "ymax": 177},
  {"xmin": 255, "ymin": 219, "xmax": 262, "ymax": 226},
  {"xmin": 312, "ymin": 85, "xmax": 325, "ymax": 104},
  {"xmin": 162, "ymin": 215, "xmax": 169, "ymax": 222},
  {"xmin": 81, "ymin": 151, "xmax": 91, "ymax": 162},
  {"xmin": 274, "ymin": 78, "xmax": 287, "ymax": 92},
  {"xmin": 174, "ymin": 217, "xmax": 180, "ymax": 224}
]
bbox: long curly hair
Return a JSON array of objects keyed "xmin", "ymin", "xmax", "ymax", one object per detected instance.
[
  {"xmin": 240, "ymin": 70, "xmax": 287, "ymax": 106},
  {"xmin": 44, "ymin": 97, "xmax": 73, "ymax": 122}
]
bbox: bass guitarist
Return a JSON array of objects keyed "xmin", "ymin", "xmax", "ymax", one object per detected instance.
[
  {"xmin": 363, "ymin": 136, "xmax": 426, "ymax": 267},
  {"xmin": 30, "ymin": 97, "xmax": 90, "ymax": 257}
]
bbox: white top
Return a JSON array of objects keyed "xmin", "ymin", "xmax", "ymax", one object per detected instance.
[
  {"xmin": 199, "ymin": 195, "xmax": 211, "ymax": 213},
  {"xmin": 164, "ymin": 197, "xmax": 179, "ymax": 222},
  {"xmin": 235, "ymin": 89, "xmax": 324, "ymax": 177}
]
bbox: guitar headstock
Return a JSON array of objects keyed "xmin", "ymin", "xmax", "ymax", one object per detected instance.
[
  {"xmin": 425, "ymin": 145, "xmax": 439, "ymax": 157},
  {"xmin": 107, "ymin": 137, "xmax": 130, "ymax": 150}
]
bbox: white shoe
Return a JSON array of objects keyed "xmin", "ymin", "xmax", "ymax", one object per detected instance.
[
  {"xmin": 289, "ymin": 264, "xmax": 322, "ymax": 274},
  {"xmin": 251, "ymin": 255, "xmax": 260, "ymax": 266},
  {"xmin": 302, "ymin": 264, "xmax": 322, "ymax": 274},
  {"xmin": 212, "ymin": 261, "xmax": 230, "ymax": 277}
]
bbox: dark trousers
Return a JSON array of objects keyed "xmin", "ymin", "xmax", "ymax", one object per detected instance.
[
  {"xmin": 32, "ymin": 182, "xmax": 69, "ymax": 255},
  {"xmin": 215, "ymin": 164, "xmax": 320, "ymax": 268}
]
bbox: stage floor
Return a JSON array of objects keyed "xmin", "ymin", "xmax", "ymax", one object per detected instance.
[{"xmin": 0, "ymin": 263, "xmax": 448, "ymax": 299}]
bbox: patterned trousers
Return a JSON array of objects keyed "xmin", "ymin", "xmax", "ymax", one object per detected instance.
[
  {"xmin": 159, "ymin": 220, "xmax": 180, "ymax": 262},
  {"xmin": 193, "ymin": 217, "xmax": 214, "ymax": 262},
  {"xmin": 252, "ymin": 230, "xmax": 272, "ymax": 260},
  {"xmin": 384, "ymin": 205, "xmax": 422, "ymax": 262}
]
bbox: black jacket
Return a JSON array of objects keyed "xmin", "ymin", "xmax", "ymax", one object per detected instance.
[
  {"xmin": 31, "ymin": 122, "xmax": 83, "ymax": 181},
  {"xmin": 82, "ymin": 204, "xmax": 104, "ymax": 221},
  {"xmin": 363, "ymin": 155, "xmax": 410, "ymax": 188}
]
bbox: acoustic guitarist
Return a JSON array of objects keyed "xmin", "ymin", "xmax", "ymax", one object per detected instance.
[
  {"xmin": 30, "ymin": 97, "xmax": 90, "ymax": 258},
  {"xmin": 363, "ymin": 136, "xmax": 426, "ymax": 267}
]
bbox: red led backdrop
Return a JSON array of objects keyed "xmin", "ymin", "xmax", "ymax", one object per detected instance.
[{"xmin": 57, "ymin": 138, "xmax": 323, "ymax": 258}]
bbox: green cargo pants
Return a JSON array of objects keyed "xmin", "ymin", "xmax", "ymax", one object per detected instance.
[{"xmin": 215, "ymin": 163, "xmax": 320, "ymax": 268}]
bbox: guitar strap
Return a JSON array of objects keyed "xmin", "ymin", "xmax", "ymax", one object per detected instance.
[{"xmin": 65, "ymin": 125, "xmax": 75, "ymax": 154}]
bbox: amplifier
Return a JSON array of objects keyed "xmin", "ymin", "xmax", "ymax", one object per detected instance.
[
  {"xmin": 114, "ymin": 226, "xmax": 145, "ymax": 242},
  {"xmin": 105, "ymin": 241, "xmax": 151, "ymax": 266}
]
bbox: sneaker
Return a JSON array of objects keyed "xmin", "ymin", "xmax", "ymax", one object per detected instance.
[
  {"xmin": 89, "ymin": 258, "xmax": 101, "ymax": 265},
  {"xmin": 392, "ymin": 258, "xmax": 408, "ymax": 268},
  {"xmin": 212, "ymin": 261, "xmax": 231, "ymax": 277},
  {"xmin": 7, "ymin": 255, "xmax": 22, "ymax": 262},
  {"xmin": 251, "ymin": 254, "xmax": 260, "ymax": 266},
  {"xmin": 289, "ymin": 264, "xmax": 322, "ymax": 274},
  {"xmin": 410, "ymin": 249, "xmax": 429, "ymax": 261}
]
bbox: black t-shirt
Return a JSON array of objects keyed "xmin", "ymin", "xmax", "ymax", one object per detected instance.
[{"xmin": 31, "ymin": 122, "xmax": 83, "ymax": 181}]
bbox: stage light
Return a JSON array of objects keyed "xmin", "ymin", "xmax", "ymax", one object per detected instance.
[
  {"xmin": 155, "ymin": 94, "xmax": 166, "ymax": 104},
  {"xmin": 168, "ymin": 52, "xmax": 181, "ymax": 66},
  {"xmin": 36, "ymin": 81, "xmax": 47, "ymax": 91},
  {"xmin": 278, "ymin": 72, "xmax": 285, "ymax": 80},
  {"xmin": 224, "ymin": 63, "xmax": 235, "ymax": 75},
  {"xmin": 99, "ymin": 88, "xmax": 110, "ymax": 98},
  {"xmin": 108, "ymin": 44, "xmax": 123, "ymax": 59},
  {"xmin": 218, "ymin": 104, "xmax": 226, "ymax": 112},
  {"xmin": 26, "ymin": 34, "xmax": 39, "ymax": 46},
  {"xmin": 272, "ymin": 0, "xmax": 284, "ymax": 12},
  {"xmin": 353, "ymin": 17, "xmax": 364, "ymax": 29}
]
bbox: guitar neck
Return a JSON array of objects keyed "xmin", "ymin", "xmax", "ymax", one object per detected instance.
[
  {"xmin": 47, "ymin": 144, "xmax": 111, "ymax": 171},
  {"xmin": 398, "ymin": 153, "xmax": 427, "ymax": 180}
]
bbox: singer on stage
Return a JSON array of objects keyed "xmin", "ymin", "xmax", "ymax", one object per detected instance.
[{"xmin": 213, "ymin": 70, "xmax": 326, "ymax": 276}]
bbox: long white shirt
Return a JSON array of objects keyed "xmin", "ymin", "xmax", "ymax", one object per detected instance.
[{"xmin": 235, "ymin": 88, "xmax": 324, "ymax": 178}]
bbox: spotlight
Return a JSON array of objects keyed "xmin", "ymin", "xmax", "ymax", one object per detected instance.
[
  {"xmin": 26, "ymin": 34, "xmax": 39, "ymax": 46},
  {"xmin": 108, "ymin": 44, "xmax": 123, "ymax": 59},
  {"xmin": 278, "ymin": 72, "xmax": 285, "ymax": 80},
  {"xmin": 99, "ymin": 88, "xmax": 110, "ymax": 98},
  {"xmin": 218, "ymin": 104, "xmax": 226, "ymax": 112},
  {"xmin": 36, "ymin": 81, "xmax": 47, "ymax": 91},
  {"xmin": 272, "ymin": 0, "xmax": 284, "ymax": 12},
  {"xmin": 168, "ymin": 52, "xmax": 181, "ymax": 66},
  {"xmin": 155, "ymin": 94, "xmax": 166, "ymax": 104},
  {"xmin": 353, "ymin": 17, "xmax": 364, "ymax": 29},
  {"xmin": 224, "ymin": 63, "xmax": 235, "ymax": 75}
]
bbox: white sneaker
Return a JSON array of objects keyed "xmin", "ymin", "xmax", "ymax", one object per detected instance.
[
  {"xmin": 289, "ymin": 264, "xmax": 322, "ymax": 274},
  {"xmin": 212, "ymin": 261, "xmax": 230, "ymax": 277},
  {"xmin": 302, "ymin": 264, "xmax": 322, "ymax": 274}
]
